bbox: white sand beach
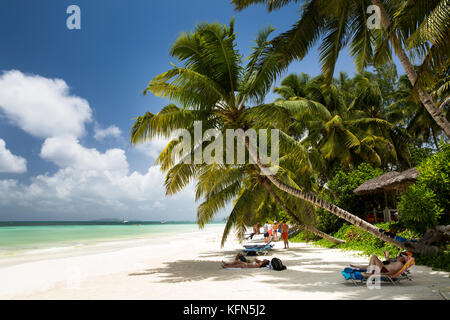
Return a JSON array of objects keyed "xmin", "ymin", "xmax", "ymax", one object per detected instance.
[{"xmin": 1, "ymin": 224, "xmax": 449, "ymax": 300}]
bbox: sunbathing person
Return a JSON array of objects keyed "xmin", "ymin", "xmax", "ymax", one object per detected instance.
[
  {"xmin": 221, "ymin": 253, "xmax": 270, "ymax": 268},
  {"xmin": 352, "ymin": 251, "xmax": 410, "ymax": 275}
]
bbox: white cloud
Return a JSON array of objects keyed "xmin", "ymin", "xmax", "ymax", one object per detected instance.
[
  {"xmin": 0, "ymin": 71, "xmax": 209, "ymax": 221},
  {"xmin": 94, "ymin": 124, "xmax": 122, "ymax": 141},
  {"xmin": 133, "ymin": 137, "xmax": 171, "ymax": 160},
  {"xmin": 40, "ymin": 136, "xmax": 129, "ymax": 174},
  {"xmin": 0, "ymin": 70, "xmax": 92, "ymax": 139},
  {"xmin": 0, "ymin": 164, "xmax": 198, "ymax": 220},
  {"xmin": 0, "ymin": 139, "xmax": 27, "ymax": 173}
]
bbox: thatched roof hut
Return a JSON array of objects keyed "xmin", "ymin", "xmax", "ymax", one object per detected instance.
[{"xmin": 354, "ymin": 168, "xmax": 419, "ymax": 196}]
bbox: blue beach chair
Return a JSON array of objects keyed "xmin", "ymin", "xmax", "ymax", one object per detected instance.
[{"xmin": 241, "ymin": 242, "xmax": 273, "ymax": 256}]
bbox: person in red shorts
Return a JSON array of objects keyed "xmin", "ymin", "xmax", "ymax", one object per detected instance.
[{"xmin": 280, "ymin": 221, "xmax": 289, "ymax": 249}]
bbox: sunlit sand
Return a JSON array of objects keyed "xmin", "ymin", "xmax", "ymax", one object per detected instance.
[{"xmin": 1, "ymin": 224, "xmax": 448, "ymax": 300}]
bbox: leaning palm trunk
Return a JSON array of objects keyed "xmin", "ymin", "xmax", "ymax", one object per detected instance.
[
  {"xmin": 432, "ymin": 127, "xmax": 440, "ymax": 151},
  {"xmin": 245, "ymin": 140, "xmax": 439, "ymax": 255},
  {"xmin": 263, "ymin": 181, "xmax": 345, "ymax": 245},
  {"xmin": 371, "ymin": 0, "xmax": 450, "ymax": 138}
]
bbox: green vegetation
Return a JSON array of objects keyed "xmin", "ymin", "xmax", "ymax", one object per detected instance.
[
  {"xmin": 415, "ymin": 144, "xmax": 450, "ymax": 221},
  {"xmin": 232, "ymin": 0, "xmax": 450, "ymax": 137},
  {"xmin": 291, "ymin": 145, "xmax": 450, "ymax": 269},
  {"xmin": 398, "ymin": 184, "xmax": 443, "ymax": 234},
  {"xmin": 300, "ymin": 146, "xmax": 450, "ymax": 268},
  {"xmin": 273, "ymin": 70, "xmax": 413, "ymax": 176},
  {"xmin": 398, "ymin": 144, "xmax": 450, "ymax": 233}
]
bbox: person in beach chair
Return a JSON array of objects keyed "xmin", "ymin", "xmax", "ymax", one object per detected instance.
[
  {"xmin": 351, "ymin": 251, "xmax": 410, "ymax": 275},
  {"xmin": 221, "ymin": 253, "xmax": 270, "ymax": 269},
  {"xmin": 343, "ymin": 251, "xmax": 415, "ymax": 285},
  {"xmin": 241, "ymin": 241, "xmax": 273, "ymax": 256}
]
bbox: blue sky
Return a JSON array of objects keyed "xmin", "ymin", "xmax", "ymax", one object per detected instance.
[{"xmin": 0, "ymin": 0, "xmax": 401, "ymax": 221}]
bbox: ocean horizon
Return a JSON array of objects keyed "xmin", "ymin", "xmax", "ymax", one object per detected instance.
[
  {"xmin": 0, "ymin": 220, "xmax": 203, "ymax": 226},
  {"xmin": 0, "ymin": 221, "xmax": 226, "ymax": 261}
]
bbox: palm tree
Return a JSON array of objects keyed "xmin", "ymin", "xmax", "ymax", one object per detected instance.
[
  {"xmin": 389, "ymin": 75, "xmax": 445, "ymax": 151},
  {"xmin": 131, "ymin": 20, "xmax": 437, "ymax": 254},
  {"xmin": 273, "ymin": 72, "xmax": 311, "ymax": 101},
  {"xmin": 231, "ymin": 0, "xmax": 450, "ymax": 138},
  {"xmin": 273, "ymin": 73, "xmax": 408, "ymax": 173},
  {"xmin": 349, "ymin": 72, "xmax": 413, "ymax": 169}
]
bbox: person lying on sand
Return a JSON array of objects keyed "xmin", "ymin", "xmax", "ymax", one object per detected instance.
[
  {"xmin": 221, "ymin": 253, "xmax": 270, "ymax": 268},
  {"xmin": 351, "ymin": 251, "xmax": 410, "ymax": 275}
]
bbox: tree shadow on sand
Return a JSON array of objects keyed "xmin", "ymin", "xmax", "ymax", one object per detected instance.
[
  {"xmin": 128, "ymin": 253, "xmax": 448, "ymax": 300},
  {"xmin": 128, "ymin": 259, "xmax": 269, "ymax": 283},
  {"xmin": 197, "ymin": 244, "xmax": 328, "ymax": 259}
]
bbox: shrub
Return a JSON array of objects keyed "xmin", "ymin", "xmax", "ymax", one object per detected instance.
[
  {"xmin": 415, "ymin": 250, "xmax": 450, "ymax": 271},
  {"xmin": 416, "ymin": 143, "xmax": 450, "ymax": 223},
  {"xmin": 336, "ymin": 223, "xmax": 402, "ymax": 257},
  {"xmin": 409, "ymin": 145, "xmax": 434, "ymax": 166},
  {"xmin": 397, "ymin": 184, "xmax": 443, "ymax": 234},
  {"xmin": 289, "ymin": 230, "xmax": 318, "ymax": 242},
  {"xmin": 398, "ymin": 143, "xmax": 450, "ymax": 232}
]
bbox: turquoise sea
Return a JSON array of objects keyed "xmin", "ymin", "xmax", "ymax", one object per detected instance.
[{"xmin": 0, "ymin": 221, "xmax": 220, "ymax": 258}]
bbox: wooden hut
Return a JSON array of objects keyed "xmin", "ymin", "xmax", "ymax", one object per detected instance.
[{"xmin": 354, "ymin": 168, "xmax": 419, "ymax": 222}]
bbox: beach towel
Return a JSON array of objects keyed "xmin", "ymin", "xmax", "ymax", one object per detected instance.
[
  {"xmin": 341, "ymin": 267, "xmax": 365, "ymax": 280},
  {"xmin": 224, "ymin": 266, "xmax": 271, "ymax": 270}
]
